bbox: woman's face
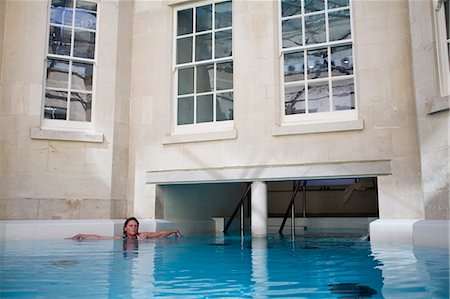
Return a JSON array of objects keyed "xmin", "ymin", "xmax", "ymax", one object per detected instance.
[{"xmin": 124, "ymin": 220, "xmax": 139, "ymax": 237}]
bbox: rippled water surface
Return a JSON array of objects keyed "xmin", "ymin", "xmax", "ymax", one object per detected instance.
[{"xmin": 0, "ymin": 234, "xmax": 448, "ymax": 298}]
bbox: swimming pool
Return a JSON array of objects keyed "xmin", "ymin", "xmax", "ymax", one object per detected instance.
[{"xmin": 0, "ymin": 233, "xmax": 448, "ymax": 298}]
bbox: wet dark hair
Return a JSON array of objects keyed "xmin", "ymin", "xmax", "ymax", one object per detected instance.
[{"xmin": 123, "ymin": 217, "xmax": 139, "ymax": 238}]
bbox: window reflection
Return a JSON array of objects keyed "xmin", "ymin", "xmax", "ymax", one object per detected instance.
[
  {"xmin": 197, "ymin": 64, "xmax": 214, "ymax": 93},
  {"xmin": 282, "ymin": 18, "xmax": 302, "ymax": 48},
  {"xmin": 196, "ymin": 4, "xmax": 212, "ymax": 32},
  {"xmin": 284, "ymin": 51, "xmax": 305, "ymax": 82},
  {"xmin": 177, "ymin": 37, "xmax": 193, "ymax": 64},
  {"xmin": 281, "ymin": 0, "xmax": 301, "ymax": 17},
  {"xmin": 177, "ymin": 9, "xmax": 193, "ymax": 35},
  {"xmin": 307, "ymin": 48, "xmax": 328, "ymax": 79},
  {"xmin": 72, "ymin": 62, "xmax": 93, "ymax": 91},
  {"xmin": 215, "ymin": 30, "xmax": 232, "ymax": 58},
  {"xmin": 44, "ymin": 90, "xmax": 68, "ymax": 120},
  {"xmin": 197, "ymin": 95, "xmax": 214, "ymax": 123},
  {"xmin": 74, "ymin": 30, "xmax": 95, "ymax": 59},
  {"xmin": 45, "ymin": 0, "xmax": 96, "ymax": 123},
  {"xmin": 215, "ymin": 1, "xmax": 232, "ymax": 28},
  {"xmin": 46, "ymin": 59, "xmax": 69, "ymax": 89},
  {"xmin": 216, "ymin": 62, "xmax": 233, "ymax": 90},
  {"xmin": 329, "ymin": 9, "xmax": 351, "ymax": 41},
  {"xmin": 178, "ymin": 97, "xmax": 194, "ymax": 125},
  {"xmin": 178, "ymin": 67, "xmax": 194, "ymax": 95},
  {"xmin": 216, "ymin": 92, "xmax": 233, "ymax": 121},
  {"xmin": 332, "ymin": 79, "xmax": 355, "ymax": 110},
  {"xmin": 331, "ymin": 45, "xmax": 353, "ymax": 76},
  {"xmin": 175, "ymin": 2, "xmax": 233, "ymax": 126},
  {"xmin": 304, "ymin": 0, "xmax": 324, "ymax": 13},
  {"xmin": 49, "ymin": 26, "xmax": 72, "ymax": 56},
  {"xmin": 281, "ymin": 0, "xmax": 354, "ymax": 118},
  {"xmin": 195, "ymin": 33, "xmax": 212, "ymax": 61},
  {"xmin": 308, "ymin": 81, "xmax": 330, "ymax": 113},
  {"xmin": 285, "ymin": 84, "xmax": 306, "ymax": 115},
  {"xmin": 305, "ymin": 14, "xmax": 326, "ymax": 45},
  {"xmin": 69, "ymin": 92, "xmax": 92, "ymax": 121}
]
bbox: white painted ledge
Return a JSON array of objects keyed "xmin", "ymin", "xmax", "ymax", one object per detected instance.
[
  {"xmin": 146, "ymin": 160, "xmax": 391, "ymax": 185},
  {"xmin": 272, "ymin": 119, "xmax": 364, "ymax": 136},
  {"xmin": 370, "ymin": 219, "xmax": 450, "ymax": 248},
  {"xmin": 162, "ymin": 129, "xmax": 237, "ymax": 144},
  {"xmin": 30, "ymin": 127, "xmax": 103, "ymax": 143}
]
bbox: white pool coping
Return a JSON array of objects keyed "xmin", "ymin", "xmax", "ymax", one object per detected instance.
[
  {"xmin": 0, "ymin": 219, "xmax": 215, "ymax": 240},
  {"xmin": 370, "ymin": 219, "xmax": 450, "ymax": 248},
  {"xmin": 1, "ymin": 218, "xmax": 448, "ymax": 248}
]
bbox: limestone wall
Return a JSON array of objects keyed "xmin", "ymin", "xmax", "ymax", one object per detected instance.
[
  {"xmin": 0, "ymin": 0, "xmax": 132, "ymax": 219},
  {"xmin": 409, "ymin": 0, "xmax": 450, "ymax": 220},
  {"xmin": 130, "ymin": 0, "xmax": 424, "ymax": 220}
]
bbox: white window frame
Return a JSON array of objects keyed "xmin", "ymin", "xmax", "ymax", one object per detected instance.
[
  {"xmin": 172, "ymin": 0, "xmax": 234, "ymax": 135},
  {"xmin": 434, "ymin": 0, "xmax": 450, "ymax": 97},
  {"xmin": 278, "ymin": 0, "xmax": 358, "ymax": 126},
  {"xmin": 42, "ymin": 0, "xmax": 99, "ymax": 132}
]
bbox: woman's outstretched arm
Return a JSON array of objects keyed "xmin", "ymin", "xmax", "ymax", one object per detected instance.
[
  {"xmin": 139, "ymin": 229, "xmax": 181, "ymax": 239},
  {"xmin": 69, "ymin": 234, "xmax": 119, "ymax": 240}
]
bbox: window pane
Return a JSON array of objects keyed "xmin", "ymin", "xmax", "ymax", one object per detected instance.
[
  {"xmin": 285, "ymin": 84, "xmax": 305, "ymax": 115},
  {"xmin": 282, "ymin": 18, "xmax": 302, "ymax": 48},
  {"xmin": 71, "ymin": 62, "xmax": 93, "ymax": 90},
  {"xmin": 75, "ymin": 3, "xmax": 97, "ymax": 30},
  {"xmin": 304, "ymin": 0, "xmax": 324, "ymax": 13},
  {"xmin": 177, "ymin": 97, "xmax": 194, "ymax": 125},
  {"xmin": 49, "ymin": 26, "xmax": 72, "ymax": 56},
  {"xmin": 308, "ymin": 81, "xmax": 329, "ymax": 113},
  {"xmin": 177, "ymin": 37, "xmax": 193, "ymax": 64},
  {"xmin": 305, "ymin": 14, "xmax": 326, "ymax": 44},
  {"xmin": 73, "ymin": 29, "xmax": 95, "ymax": 59},
  {"xmin": 328, "ymin": 0, "xmax": 349, "ymax": 9},
  {"xmin": 76, "ymin": 0, "xmax": 96, "ymax": 11},
  {"xmin": 197, "ymin": 64, "xmax": 214, "ymax": 93},
  {"xmin": 50, "ymin": 0, "xmax": 73, "ymax": 26},
  {"xmin": 307, "ymin": 48, "xmax": 328, "ymax": 79},
  {"xmin": 195, "ymin": 33, "xmax": 212, "ymax": 61},
  {"xmin": 44, "ymin": 90, "xmax": 68, "ymax": 120},
  {"xmin": 216, "ymin": 92, "xmax": 233, "ymax": 121},
  {"xmin": 281, "ymin": 0, "xmax": 301, "ymax": 17},
  {"xmin": 196, "ymin": 4, "xmax": 212, "ymax": 32},
  {"xmin": 47, "ymin": 59, "xmax": 69, "ymax": 89},
  {"xmin": 329, "ymin": 9, "xmax": 351, "ymax": 41},
  {"xmin": 216, "ymin": 62, "xmax": 233, "ymax": 90},
  {"xmin": 331, "ymin": 45, "xmax": 353, "ymax": 76},
  {"xmin": 215, "ymin": 1, "xmax": 232, "ymax": 28},
  {"xmin": 215, "ymin": 30, "xmax": 232, "ymax": 58},
  {"xmin": 197, "ymin": 94, "xmax": 213, "ymax": 123},
  {"xmin": 284, "ymin": 51, "xmax": 305, "ymax": 82},
  {"xmin": 69, "ymin": 92, "xmax": 92, "ymax": 121},
  {"xmin": 178, "ymin": 67, "xmax": 194, "ymax": 95},
  {"xmin": 332, "ymin": 79, "xmax": 354, "ymax": 110},
  {"xmin": 177, "ymin": 8, "xmax": 193, "ymax": 36}
]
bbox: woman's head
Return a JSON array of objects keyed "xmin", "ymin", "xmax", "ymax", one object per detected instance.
[{"xmin": 123, "ymin": 217, "xmax": 139, "ymax": 239}]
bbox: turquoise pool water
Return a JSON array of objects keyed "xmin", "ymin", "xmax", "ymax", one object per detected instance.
[{"xmin": 0, "ymin": 234, "xmax": 448, "ymax": 298}]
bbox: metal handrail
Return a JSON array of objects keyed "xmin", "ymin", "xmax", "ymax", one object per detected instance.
[
  {"xmin": 279, "ymin": 181, "xmax": 302, "ymax": 234},
  {"xmin": 224, "ymin": 183, "xmax": 252, "ymax": 233}
]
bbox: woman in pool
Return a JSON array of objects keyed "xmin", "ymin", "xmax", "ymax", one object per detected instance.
[{"xmin": 70, "ymin": 217, "xmax": 181, "ymax": 240}]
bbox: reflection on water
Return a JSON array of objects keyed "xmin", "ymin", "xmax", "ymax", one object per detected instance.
[
  {"xmin": 0, "ymin": 235, "xmax": 448, "ymax": 298},
  {"xmin": 371, "ymin": 243, "xmax": 450, "ymax": 298}
]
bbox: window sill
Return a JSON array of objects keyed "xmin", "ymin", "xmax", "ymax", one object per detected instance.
[
  {"xmin": 30, "ymin": 127, "xmax": 104, "ymax": 143},
  {"xmin": 426, "ymin": 95, "xmax": 450, "ymax": 114},
  {"xmin": 272, "ymin": 119, "xmax": 364, "ymax": 136},
  {"xmin": 162, "ymin": 128, "xmax": 237, "ymax": 145}
]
